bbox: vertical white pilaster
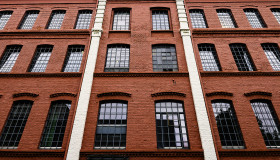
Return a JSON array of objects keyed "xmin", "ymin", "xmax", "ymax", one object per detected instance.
[
  {"xmin": 176, "ymin": 0, "xmax": 218, "ymax": 159},
  {"xmin": 66, "ymin": 0, "xmax": 106, "ymax": 159}
]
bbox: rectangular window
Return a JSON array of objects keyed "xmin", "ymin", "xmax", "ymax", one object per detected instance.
[
  {"xmin": 46, "ymin": 10, "xmax": 66, "ymax": 29},
  {"xmin": 75, "ymin": 10, "xmax": 92, "ymax": 29},
  {"xmin": 271, "ymin": 8, "xmax": 280, "ymax": 24},
  {"xmin": 261, "ymin": 43, "xmax": 280, "ymax": 71},
  {"xmin": 229, "ymin": 43, "xmax": 256, "ymax": 71},
  {"xmin": 211, "ymin": 100, "xmax": 245, "ymax": 149},
  {"xmin": 28, "ymin": 45, "xmax": 53, "ymax": 72},
  {"xmin": 88, "ymin": 155, "xmax": 128, "ymax": 160},
  {"xmin": 152, "ymin": 44, "xmax": 178, "ymax": 72},
  {"xmin": 0, "ymin": 101, "xmax": 33, "ymax": 149},
  {"xmin": 244, "ymin": 8, "xmax": 266, "ymax": 28},
  {"xmin": 251, "ymin": 100, "xmax": 280, "ymax": 148},
  {"xmin": 216, "ymin": 9, "xmax": 237, "ymax": 28},
  {"xmin": 95, "ymin": 101, "xmax": 127, "ymax": 149},
  {"xmin": 152, "ymin": 10, "xmax": 170, "ymax": 30},
  {"xmin": 105, "ymin": 44, "xmax": 129, "ymax": 72},
  {"xmin": 0, "ymin": 45, "xmax": 22, "ymax": 72},
  {"xmin": 112, "ymin": 10, "xmax": 130, "ymax": 30},
  {"xmin": 189, "ymin": 9, "xmax": 208, "ymax": 28},
  {"xmin": 198, "ymin": 43, "xmax": 221, "ymax": 71},
  {"xmin": 155, "ymin": 101, "xmax": 189, "ymax": 149},
  {"xmin": 18, "ymin": 10, "xmax": 39, "ymax": 29},
  {"xmin": 62, "ymin": 45, "xmax": 84, "ymax": 72},
  {"xmin": 0, "ymin": 11, "xmax": 13, "ymax": 30},
  {"xmin": 40, "ymin": 101, "xmax": 71, "ymax": 149}
]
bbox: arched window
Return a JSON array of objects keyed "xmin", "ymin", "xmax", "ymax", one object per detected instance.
[
  {"xmin": 46, "ymin": 10, "xmax": 66, "ymax": 29},
  {"xmin": 112, "ymin": 9, "xmax": 130, "ymax": 30},
  {"xmin": 198, "ymin": 43, "xmax": 221, "ymax": 71},
  {"xmin": 0, "ymin": 11, "xmax": 13, "ymax": 30},
  {"xmin": 155, "ymin": 100, "xmax": 189, "ymax": 149},
  {"xmin": 40, "ymin": 100, "xmax": 71, "ymax": 149},
  {"xmin": 243, "ymin": 8, "xmax": 266, "ymax": 28},
  {"xmin": 62, "ymin": 45, "xmax": 85, "ymax": 72},
  {"xmin": 152, "ymin": 8, "xmax": 170, "ymax": 30},
  {"xmin": 105, "ymin": 44, "xmax": 130, "ymax": 72},
  {"xmin": 271, "ymin": 8, "xmax": 280, "ymax": 24},
  {"xmin": 250, "ymin": 100, "xmax": 280, "ymax": 148},
  {"xmin": 18, "ymin": 10, "xmax": 40, "ymax": 29},
  {"xmin": 216, "ymin": 9, "xmax": 237, "ymax": 28},
  {"xmin": 0, "ymin": 45, "xmax": 22, "ymax": 72},
  {"xmin": 211, "ymin": 100, "xmax": 245, "ymax": 149},
  {"xmin": 28, "ymin": 45, "xmax": 53, "ymax": 72},
  {"xmin": 261, "ymin": 43, "xmax": 280, "ymax": 71},
  {"xmin": 189, "ymin": 9, "xmax": 208, "ymax": 28},
  {"xmin": 95, "ymin": 101, "xmax": 127, "ymax": 149},
  {"xmin": 0, "ymin": 100, "xmax": 33, "ymax": 149},
  {"xmin": 75, "ymin": 10, "xmax": 92, "ymax": 29}
]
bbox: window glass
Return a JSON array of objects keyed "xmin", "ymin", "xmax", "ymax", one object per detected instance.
[{"xmin": 0, "ymin": 45, "xmax": 22, "ymax": 72}]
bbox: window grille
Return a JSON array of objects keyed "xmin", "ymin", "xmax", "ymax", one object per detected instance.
[
  {"xmin": 198, "ymin": 44, "xmax": 221, "ymax": 71},
  {"xmin": 0, "ymin": 45, "xmax": 22, "ymax": 72},
  {"xmin": 244, "ymin": 8, "xmax": 266, "ymax": 28},
  {"xmin": 75, "ymin": 10, "xmax": 92, "ymax": 29},
  {"xmin": 152, "ymin": 44, "xmax": 178, "ymax": 72},
  {"xmin": 105, "ymin": 44, "xmax": 129, "ymax": 72},
  {"xmin": 229, "ymin": 44, "xmax": 256, "ymax": 71},
  {"xmin": 216, "ymin": 9, "xmax": 237, "ymax": 28},
  {"xmin": 189, "ymin": 9, "xmax": 208, "ymax": 28},
  {"xmin": 251, "ymin": 100, "xmax": 280, "ymax": 149},
  {"xmin": 95, "ymin": 101, "xmax": 127, "ymax": 149},
  {"xmin": 18, "ymin": 10, "xmax": 39, "ymax": 29},
  {"xmin": 155, "ymin": 101, "xmax": 189, "ymax": 149},
  {"xmin": 262, "ymin": 43, "xmax": 280, "ymax": 71},
  {"xmin": 112, "ymin": 10, "xmax": 130, "ymax": 30},
  {"xmin": 46, "ymin": 10, "xmax": 66, "ymax": 29},
  {"xmin": 40, "ymin": 100, "xmax": 71, "ymax": 149},
  {"xmin": 211, "ymin": 100, "xmax": 245, "ymax": 149},
  {"xmin": 271, "ymin": 8, "xmax": 280, "ymax": 24},
  {"xmin": 0, "ymin": 11, "xmax": 13, "ymax": 30},
  {"xmin": 152, "ymin": 10, "xmax": 170, "ymax": 30},
  {"xmin": 88, "ymin": 155, "xmax": 128, "ymax": 160},
  {"xmin": 62, "ymin": 45, "xmax": 84, "ymax": 72},
  {"xmin": 28, "ymin": 45, "xmax": 53, "ymax": 72},
  {"xmin": 0, "ymin": 100, "xmax": 33, "ymax": 149}
]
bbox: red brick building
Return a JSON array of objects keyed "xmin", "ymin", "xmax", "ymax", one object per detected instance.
[{"xmin": 0, "ymin": 0, "xmax": 280, "ymax": 160}]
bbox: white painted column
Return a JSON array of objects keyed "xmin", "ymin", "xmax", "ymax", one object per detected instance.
[
  {"xmin": 66, "ymin": 0, "xmax": 106, "ymax": 159},
  {"xmin": 176, "ymin": 0, "xmax": 218, "ymax": 160}
]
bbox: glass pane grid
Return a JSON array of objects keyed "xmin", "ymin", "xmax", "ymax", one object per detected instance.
[
  {"xmin": 152, "ymin": 45, "xmax": 178, "ymax": 72},
  {"xmin": 152, "ymin": 10, "xmax": 170, "ymax": 30},
  {"xmin": 47, "ymin": 10, "xmax": 66, "ymax": 29},
  {"xmin": 105, "ymin": 44, "xmax": 129, "ymax": 72},
  {"xmin": 0, "ymin": 11, "xmax": 13, "ymax": 30},
  {"xmin": 40, "ymin": 101, "xmax": 71, "ymax": 149},
  {"xmin": 95, "ymin": 102, "xmax": 127, "ymax": 149},
  {"xmin": 19, "ymin": 10, "xmax": 39, "ymax": 29},
  {"xmin": 271, "ymin": 8, "xmax": 280, "ymax": 24},
  {"xmin": 262, "ymin": 43, "xmax": 280, "ymax": 71},
  {"xmin": 0, "ymin": 101, "xmax": 33, "ymax": 149},
  {"xmin": 112, "ymin": 10, "xmax": 130, "ymax": 30},
  {"xmin": 230, "ymin": 44, "xmax": 256, "ymax": 71},
  {"xmin": 198, "ymin": 44, "xmax": 221, "ymax": 71},
  {"xmin": 155, "ymin": 101, "xmax": 189, "ymax": 149},
  {"xmin": 0, "ymin": 45, "xmax": 22, "ymax": 72},
  {"xmin": 211, "ymin": 101, "xmax": 245, "ymax": 149},
  {"xmin": 28, "ymin": 45, "xmax": 53, "ymax": 72},
  {"xmin": 75, "ymin": 10, "xmax": 92, "ymax": 29},
  {"xmin": 217, "ymin": 9, "xmax": 237, "ymax": 28},
  {"xmin": 244, "ymin": 9, "xmax": 266, "ymax": 28},
  {"xmin": 189, "ymin": 9, "xmax": 208, "ymax": 28},
  {"xmin": 251, "ymin": 101, "xmax": 280, "ymax": 148},
  {"xmin": 62, "ymin": 45, "xmax": 84, "ymax": 72}
]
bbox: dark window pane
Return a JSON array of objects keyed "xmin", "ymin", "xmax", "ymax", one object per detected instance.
[
  {"xmin": 261, "ymin": 43, "xmax": 280, "ymax": 71},
  {"xmin": 229, "ymin": 43, "xmax": 256, "ymax": 71},
  {"xmin": 75, "ymin": 10, "xmax": 92, "ymax": 29},
  {"xmin": 155, "ymin": 101, "xmax": 189, "ymax": 149},
  {"xmin": 152, "ymin": 44, "xmax": 178, "ymax": 72},
  {"xmin": 47, "ymin": 10, "xmax": 66, "ymax": 29},
  {"xmin": 244, "ymin": 8, "xmax": 266, "ymax": 28},
  {"xmin": 189, "ymin": 9, "xmax": 208, "ymax": 28},
  {"xmin": 251, "ymin": 100, "xmax": 280, "ymax": 149},
  {"xmin": 40, "ymin": 100, "xmax": 71, "ymax": 149},
  {"xmin": 18, "ymin": 10, "xmax": 39, "ymax": 29},
  {"xmin": 198, "ymin": 44, "xmax": 221, "ymax": 71},
  {"xmin": 217, "ymin": 9, "xmax": 237, "ymax": 28},
  {"xmin": 62, "ymin": 45, "xmax": 84, "ymax": 72},
  {"xmin": 211, "ymin": 100, "xmax": 245, "ymax": 149},
  {"xmin": 0, "ymin": 11, "xmax": 13, "ymax": 30},
  {"xmin": 152, "ymin": 10, "xmax": 170, "ymax": 30},
  {"xmin": 104, "ymin": 44, "xmax": 129, "ymax": 72},
  {"xmin": 112, "ymin": 10, "xmax": 130, "ymax": 30},
  {"xmin": 0, "ymin": 100, "xmax": 33, "ymax": 149},
  {"xmin": 28, "ymin": 45, "xmax": 53, "ymax": 72},
  {"xmin": 0, "ymin": 45, "xmax": 22, "ymax": 72}
]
